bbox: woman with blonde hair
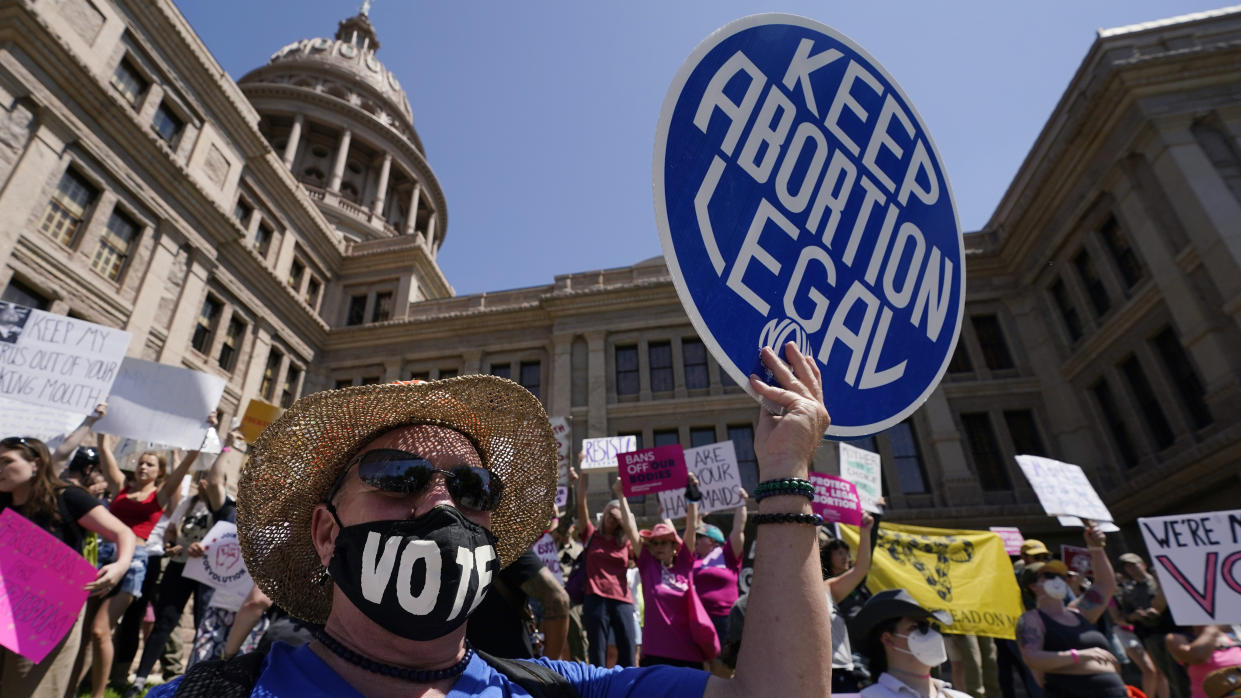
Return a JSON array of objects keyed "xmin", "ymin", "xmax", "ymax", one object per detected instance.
[
  {"xmin": 73, "ymin": 429, "xmax": 206, "ymax": 698},
  {"xmin": 0, "ymin": 436, "xmax": 135, "ymax": 698}
]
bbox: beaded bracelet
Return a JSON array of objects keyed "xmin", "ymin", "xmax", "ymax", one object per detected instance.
[
  {"xmin": 753, "ymin": 487, "xmax": 814, "ymax": 502},
  {"xmin": 754, "ymin": 478, "xmax": 814, "ymax": 496},
  {"xmin": 752, "ymin": 512, "xmax": 824, "ymax": 526}
]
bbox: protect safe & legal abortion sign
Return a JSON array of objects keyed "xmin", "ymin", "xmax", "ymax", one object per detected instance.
[{"xmin": 654, "ymin": 15, "xmax": 964, "ymax": 437}]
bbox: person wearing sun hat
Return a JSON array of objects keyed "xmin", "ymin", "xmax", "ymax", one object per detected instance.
[
  {"xmin": 853, "ymin": 588, "xmax": 969, "ymax": 697},
  {"xmin": 148, "ymin": 342, "xmax": 835, "ymax": 697},
  {"xmin": 1015, "ymin": 523, "xmax": 1127, "ymax": 698}
]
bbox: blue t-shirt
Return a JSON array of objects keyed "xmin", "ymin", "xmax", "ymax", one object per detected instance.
[{"xmin": 149, "ymin": 642, "xmax": 709, "ymax": 697}]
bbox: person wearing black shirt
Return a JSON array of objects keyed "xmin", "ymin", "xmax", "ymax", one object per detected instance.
[
  {"xmin": 467, "ymin": 549, "xmax": 570, "ymax": 659},
  {"xmin": 0, "ymin": 436, "xmax": 136, "ymax": 698}
]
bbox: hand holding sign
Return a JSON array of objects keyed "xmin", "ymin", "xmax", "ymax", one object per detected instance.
[
  {"xmin": 654, "ymin": 16, "xmax": 965, "ymax": 438},
  {"xmin": 618, "ymin": 445, "xmax": 689, "ymax": 498}
]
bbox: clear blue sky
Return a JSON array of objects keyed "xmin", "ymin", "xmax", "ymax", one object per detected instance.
[{"xmin": 179, "ymin": 1, "xmax": 1219, "ymax": 296}]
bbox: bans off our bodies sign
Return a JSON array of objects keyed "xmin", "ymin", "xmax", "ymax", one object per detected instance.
[{"xmin": 654, "ymin": 15, "xmax": 965, "ymax": 438}]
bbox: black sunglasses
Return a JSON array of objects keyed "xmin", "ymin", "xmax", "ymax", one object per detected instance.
[
  {"xmin": 0, "ymin": 436, "xmax": 31, "ymax": 449},
  {"xmin": 332, "ymin": 448, "xmax": 503, "ymax": 512},
  {"xmin": 1039, "ymin": 572, "xmax": 1065, "ymax": 582}
]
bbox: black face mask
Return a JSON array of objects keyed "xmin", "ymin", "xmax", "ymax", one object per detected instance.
[{"xmin": 327, "ymin": 505, "xmax": 498, "ymax": 641}]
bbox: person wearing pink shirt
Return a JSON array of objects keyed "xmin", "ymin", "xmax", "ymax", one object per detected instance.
[{"xmin": 691, "ymin": 492, "xmax": 747, "ymax": 675}]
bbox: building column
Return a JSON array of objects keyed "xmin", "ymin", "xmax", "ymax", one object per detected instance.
[
  {"xmin": 0, "ymin": 124, "xmax": 69, "ymax": 262},
  {"xmin": 382, "ymin": 359, "xmax": 403, "ymax": 383},
  {"xmin": 157, "ymin": 251, "xmax": 212, "ymax": 365},
  {"xmin": 206, "ymin": 304, "xmax": 235, "ymax": 367},
  {"xmin": 240, "ymin": 322, "xmax": 274, "ymax": 401},
  {"xmin": 1005, "ymin": 292, "xmax": 1107, "ymax": 484},
  {"xmin": 371, "ymin": 153, "xmax": 391, "ymax": 216},
  {"xmin": 1146, "ymin": 117, "xmax": 1241, "ymax": 324},
  {"xmin": 549, "ymin": 333, "xmax": 574, "ymax": 419},
  {"xmin": 424, "ymin": 211, "xmax": 438, "ymax": 251},
  {"xmin": 123, "ymin": 227, "xmax": 179, "ymax": 357},
  {"xmin": 282, "ymin": 113, "xmax": 304, "ymax": 169},
  {"xmin": 403, "ymin": 183, "xmax": 421, "ymax": 235},
  {"xmin": 1115, "ymin": 171, "xmax": 1241, "ymax": 419},
  {"xmin": 585, "ymin": 331, "xmax": 607, "ymax": 439},
  {"xmin": 461, "ymin": 350, "xmax": 482, "ymax": 376},
  {"xmin": 922, "ymin": 388, "xmax": 978, "ymax": 506},
  {"xmin": 328, "ymin": 128, "xmax": 352, "ymax": 193}
]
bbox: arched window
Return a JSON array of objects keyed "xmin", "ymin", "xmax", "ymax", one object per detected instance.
[{"xmin": 302, "ymin": 167, "xmax": 325, "ymax": 185}]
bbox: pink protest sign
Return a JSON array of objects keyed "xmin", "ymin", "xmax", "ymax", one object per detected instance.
[
  {"xmin": 1062, "ymin": 545, "xmax": 1093, "ymax": 575},
  {"xmin": 809, "ymin": 473, "xmax": 862, "ymax": 526},
  {"xmin": 618, "ymin": 445, "xmax": 688, "ymax": 498},
  {"xmin": 990, "ymin": 527, "xmax": 1025, "ymax": 556},
  {"xmin": 0, "ymin": 508, "xmax": 97, "ymax": 663}
]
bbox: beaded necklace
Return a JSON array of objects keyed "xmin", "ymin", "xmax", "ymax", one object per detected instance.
[{"xmin": 313, "ymin": 629, "xmax": 474, "ymax": 683}]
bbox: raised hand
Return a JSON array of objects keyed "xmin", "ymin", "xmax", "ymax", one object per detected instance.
[{"xmin": 749, "ymin": 343, "xmax": 831, "ymax": 480}]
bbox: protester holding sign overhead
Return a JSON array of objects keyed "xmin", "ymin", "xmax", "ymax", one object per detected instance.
[
  {"xmin": 73, "ymin": 423, "xmax": 208, "ymax": 698},
  {"xmin": 0, "ymin": 436, "xmax": 135, "ymax": 698},
  {"xmin": 1015, "ymin": 523, "xmax": 1127, "ymax": 698},
  {"xmin": 826, "ymin": 512, "xmax": 876, "ymax": 692},
  {"xmin": 570, "ymin": 464, "xmax": 641, "ymax": 667},
  {"xmin": 639, "ymin": 473, "xmax": 718, "ymax": 669},
  {"xmin": 691, "ymin": 491, "xmax": 747, "ymax": 673}
]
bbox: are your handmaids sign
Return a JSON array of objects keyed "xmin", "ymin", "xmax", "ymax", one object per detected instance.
[{"xmin": 658, "ymin": 441, "xmax": 744, "ymax": 520}]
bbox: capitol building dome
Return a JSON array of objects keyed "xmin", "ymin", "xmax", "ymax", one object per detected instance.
[{"xmin": 238, "ymin": 7, "xmax": 446, "ymax": 249}]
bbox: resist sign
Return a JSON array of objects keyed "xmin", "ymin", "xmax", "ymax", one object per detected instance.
[
  {"xmin": 619, "ymin": 445, "xmax": 688, "ymax": 498},
  {"xmin": 654, "ymin": 15, "xmax": 964, "ymax": 438},
  {"xmin": 1139, "ymin": 509, "xmax": 1241, "ymax": 625}
]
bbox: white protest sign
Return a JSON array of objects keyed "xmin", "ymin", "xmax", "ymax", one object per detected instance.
[
  {"xmin": 1057, "ymin": 516, "xmax": 1120, "ymax": 533},
  {"xmin": 839, "ymin": 442, "xmax": 883, "ymax": 513},
  {"xmin": 181, "ymin": 521, "xmax": 252, "ymax": 612},
  {"xmin": 550, "ymin": 417, "xmax": 571, "ymax": 508},
  {"xmin": 0, "ymin": 303, "xmax": 130, "ymax": 412},
  {"xmin": 658, "ymin": 440, "xmax": 744, "ymax": 520},
  {"xmin": 580, "ymin": 435, "xmax": 637, "ymax": 471},
  {"xmin": 1015, "ymin": 455, "xmax": 1113, "ymax": 522},
  {"xmin": 532, "ymin": 532, "xmax": 563, "ymax": 584},
  {"xmin": 94, "ymin": 358, "xmax": 225, "ymax": 452},
  {"xmin": 0, "ymin": 395, "xmax": 86, "ymax": 443},
  {"xmin": 1139, "ymin": 509, "xmax": 1241, "ymax": 626}
]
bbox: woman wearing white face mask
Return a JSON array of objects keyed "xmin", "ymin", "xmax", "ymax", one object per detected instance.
[
  {"xmin": 854, "ymin": 588, "xmax": 970, "ymax": 697},
  {"xmin": 1015, "ymin": 523, "xmax": 1126, "ymax": 698}
]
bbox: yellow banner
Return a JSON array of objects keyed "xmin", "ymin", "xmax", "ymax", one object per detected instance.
[
  {"xmin": 840, "ymin": 521, "xmax": 1023, "ymax": 639},
  {"xmin": 239, "ymin": 399, "xmax": 283, "ymax": 443}
]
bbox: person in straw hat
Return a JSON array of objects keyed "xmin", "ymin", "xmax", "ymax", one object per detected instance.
[{"xmin": 149, "ymin": 342, "xmax": 832, "ymax": 697}]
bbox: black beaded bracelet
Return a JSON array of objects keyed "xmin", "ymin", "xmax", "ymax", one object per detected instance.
[
  {"xmin": 753, "ymin": 487, "xmax": 814, "ymax": 502},
  {"xmin": 754, "ymin": 478, "xmax": 814, "ymax": 497},
  {"xmin": 752, "ymin": 512, "xmax": 824, "ymax": 526}
]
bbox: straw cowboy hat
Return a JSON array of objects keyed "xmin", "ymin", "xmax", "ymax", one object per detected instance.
[{"xmin": 236, "ymin": 375, "xmax": 558, "ymax": 623}]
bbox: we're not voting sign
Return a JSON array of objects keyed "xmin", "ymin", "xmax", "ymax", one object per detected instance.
[{"xmin": 654, "ymin": 14, "xmax": 965, "ymax": 437}]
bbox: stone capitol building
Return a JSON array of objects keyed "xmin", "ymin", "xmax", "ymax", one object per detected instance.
[{"xmin": 0, "ymin": 0, "xmax": 1238, "ymax": 549}]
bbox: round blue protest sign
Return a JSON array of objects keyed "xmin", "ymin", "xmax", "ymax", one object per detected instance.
[{"xmin": 654, "ymin": 14, "xmax": 965, "ymax": 438}]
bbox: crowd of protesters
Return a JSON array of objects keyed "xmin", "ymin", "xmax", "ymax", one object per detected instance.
[{"xmin": 0, "ymin": 352, "xmax": 1238, "ymax": 698}]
